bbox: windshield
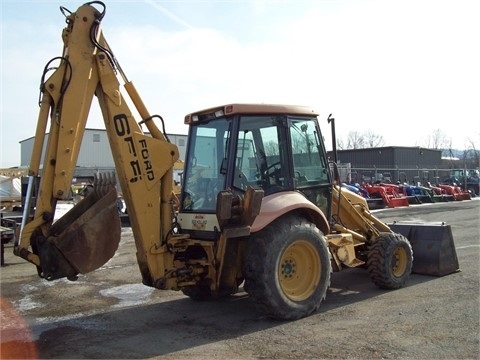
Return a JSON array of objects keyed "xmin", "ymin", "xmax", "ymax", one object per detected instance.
[{"xmin": 182, "ymin": 119, "xmax": 229, "ymax": 212}]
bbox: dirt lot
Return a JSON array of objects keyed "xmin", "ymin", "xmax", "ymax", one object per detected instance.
[{"xmin": 1, "ymin": 199, "xmax": 479, "ymax": 359}]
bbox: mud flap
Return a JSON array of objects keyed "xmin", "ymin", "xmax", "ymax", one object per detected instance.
[
  {"xmin": 39, "ymin": 177, "xmax": 121, "ymax": 280},
  {"xmin": 389, "ymin": 222, "xmax": 460, "ymax": 276}
]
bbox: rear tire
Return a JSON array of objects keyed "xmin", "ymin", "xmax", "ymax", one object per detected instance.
[
  {"xmin": 244, "ymin": 215, "xmax": 331, "ymax": 320},
  {"xmin": 467, "ymin": 185, "xmax": 477, "ymax": 197},
  {"xmin": 367, "ymin": 233, "xmax": 413, "ymax": 289}
]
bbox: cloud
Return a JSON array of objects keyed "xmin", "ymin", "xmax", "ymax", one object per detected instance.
[
  {"xmin": 144, "ymin": 0, "xmax": 195, "ymax": 30},
  {"xmin": 1, "ymin": 0, "xmax": 479, "ymax": 168}
]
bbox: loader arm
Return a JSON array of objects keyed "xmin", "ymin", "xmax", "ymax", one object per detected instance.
[
  {"xmin": 331, "ymin": 185, "xmax": 391, "ymax": 243},
  {"xmin": 15, "ymin": 2, "xmax": 179, "ymax": 283}
]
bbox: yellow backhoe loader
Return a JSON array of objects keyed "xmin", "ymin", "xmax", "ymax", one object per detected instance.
[{"xmin": 14, "ymin": 2, "xmax": 459, "ymax": 320}]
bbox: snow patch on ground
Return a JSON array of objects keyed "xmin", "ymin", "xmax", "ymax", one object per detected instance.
[{"xmin": 99, "ymin": 284, "xmax": 155, "ymax": 308}]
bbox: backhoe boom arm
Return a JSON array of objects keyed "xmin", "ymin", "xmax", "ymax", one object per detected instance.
[{"xmin": 15, "ymin": 2, "xmax": 179, "ymax": 283}]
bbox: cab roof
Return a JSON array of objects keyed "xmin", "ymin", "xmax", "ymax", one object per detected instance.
[{"xmin": 184, "ymin": 103, "xmax": 319, "ymax": 124}]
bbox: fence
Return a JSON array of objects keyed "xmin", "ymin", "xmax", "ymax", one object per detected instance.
[{"xmin": 344, "ymin": 166, "xmax": 455, "ymax": 186}]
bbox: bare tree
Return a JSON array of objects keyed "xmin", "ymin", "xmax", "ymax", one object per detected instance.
[
  {"xmin": 465, "ymin": 138, "xmax": 480, "ymax": 169},
  {"xmin": 346, "ymin": 131, "xmax": 365, "ymax": 149},
  {"xmin": 426, "ymin": 129, "xmax": 450, "ymax": 150},
  {"xmin": 364, "ymin": 130, "xmax": 385, "ymax": 148},
  {"xmin": 264, "ymin": 140, "xmax": 279, "ymax": 156}
]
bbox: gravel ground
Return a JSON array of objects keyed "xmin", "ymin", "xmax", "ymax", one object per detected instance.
[{"xmin": 1, "ymin": 198, "xmax": 479, "ymax": 359}]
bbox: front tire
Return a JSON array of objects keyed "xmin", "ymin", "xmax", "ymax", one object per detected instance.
[
  {"xmin": 244, "ymin": 215, "xmax": 331, "ymax": 320},
  {"xmin": 367, "ymin": 232, "xmax": 413, "ymax": 289}
]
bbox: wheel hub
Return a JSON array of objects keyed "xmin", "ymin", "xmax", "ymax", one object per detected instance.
[
  {"xmin": 278, "ymin": 240, "xmax": 321, "ymax": 301},
  {"xmin": 281, "ymin": 259, "xmax": 296, "ymax": 278},
  {"xmin": 392, "ymin": 247, "xmax": 408, "ymax": 277}
]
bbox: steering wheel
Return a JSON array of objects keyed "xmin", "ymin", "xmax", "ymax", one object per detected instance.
[{"xmin": 264, "ymin": 161, "xmax": 281, "ymax": 179}]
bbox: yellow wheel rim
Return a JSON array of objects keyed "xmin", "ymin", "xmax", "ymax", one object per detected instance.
[
  {"xmin": 278, "ymin": 240, "xmax": 321, "ymax": 301},
  {"xmin": 392, "ymin": 246, "xmax": 408, "ymax": 277}
]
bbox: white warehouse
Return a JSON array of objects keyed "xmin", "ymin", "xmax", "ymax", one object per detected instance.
[{"xmin": 20, "ymin": 128, "xmax": 188, "ymax": 181}]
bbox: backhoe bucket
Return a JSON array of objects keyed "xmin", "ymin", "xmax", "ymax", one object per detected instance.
[
  {"xmin": 38, "ymin": 175, "xmax": 121, "ymax": 280},
  {"xmin": 389, "ymin": 222, "xmax": 459, "ymax": 276}
]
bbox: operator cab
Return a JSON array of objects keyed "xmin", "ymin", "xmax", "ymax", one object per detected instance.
[{"xmin": 180, "ymin": 104, "xmax": 332, "ymax": 234}]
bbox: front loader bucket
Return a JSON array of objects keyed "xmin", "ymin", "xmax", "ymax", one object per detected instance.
[
  {"xmin": 388, "ymin": 197, "xmax": 410, "ymax": 208},
  {"xmin": 367, "ymin": 198, "xmax": 385, "ymax": 210},
  {"xmin": 389, "ymin": 222, "xmax": 459, "ymax": 276},
  {"xmin": 38, "ymin": 175, "xmax": 121, "ymax": 280}
]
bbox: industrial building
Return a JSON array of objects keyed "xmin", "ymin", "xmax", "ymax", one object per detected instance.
[
  {"xmin": 327, "ymin": 146, "xmax": 444, "ymax": 185},
  {"xmin": 19, "ymin": 129, "xmax": 188, "ymax": 183}
]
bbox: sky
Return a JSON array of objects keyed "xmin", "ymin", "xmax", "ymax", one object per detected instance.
[{"xmin": 1, "ymin": 0, "xmax": 479, "ymax": 168}]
